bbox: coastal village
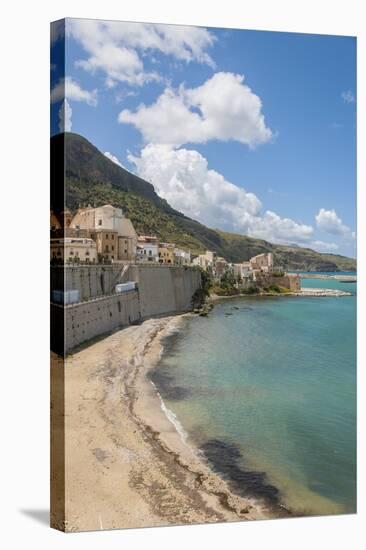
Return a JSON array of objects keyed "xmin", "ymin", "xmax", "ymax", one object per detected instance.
[{"xmin": 50, "ymin": 203, "xmax": 301, "ymax": 294}]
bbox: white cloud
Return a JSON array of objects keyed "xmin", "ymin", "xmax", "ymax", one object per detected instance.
[
  {"xmin": 248, "ymin": 210, "xmax": 313, "ymax": 244},
  {"xmin": 120, "ymin": 72, "xmax": 273, "ymax": 148},
  {"xmin": 128, "ymin": 144, "xmax": 314, "ymax": 245},
  {"xmin": 128, "ymin": 144, "xmax": 261, "ymax": 231},
  {"xmin": 51, "ymin": 77, "xmax": 98, "ymax": 106},
  {"xmin": 341, "ymin": 90, "xmax": 355, "ymax": 103},
  {"xmin": 315, "ymin": 208, "xmax": 351, "ymax": 236},
  {"xmin": 58, "ymin": 99, "xmax": 72, "ymax": 132},
  {"xmin": 68, "ymin": 19, "xmax": 215, "ymax": 87},
  {"xmin": 104, "ymin": 151, "xmax": 123, "ymax": 168}
]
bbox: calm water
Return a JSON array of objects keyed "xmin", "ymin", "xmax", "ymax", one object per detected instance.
[{"xmin": 151, "ymin": 274, "xmax": 356, "ymax": 516}]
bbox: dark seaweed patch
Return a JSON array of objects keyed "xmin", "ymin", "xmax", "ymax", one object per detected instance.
[
  {"xmin": 149, "ymin": 368, "xmax": 191, "ymax": 401},
  {"xmin": 201, "ymin": 438, "xmax": 280, "ymax": 506}
]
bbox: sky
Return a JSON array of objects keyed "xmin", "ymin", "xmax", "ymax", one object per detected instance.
[{"xmin": 51, "ymin": 18, "xmax": 357, "ymax": 257}]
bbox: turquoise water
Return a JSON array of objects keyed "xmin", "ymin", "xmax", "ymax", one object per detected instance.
[{"xmin": 152, "ymin": 274, "xmax": 356, "ymax": 516}]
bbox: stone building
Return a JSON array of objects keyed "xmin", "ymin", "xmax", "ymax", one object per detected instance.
[
  {"xmin": 249, "ymin": 252, "xmax": 274, "ymax": 273},
  {"xmin": 70, "ymin": 204, "xmax": 137, "ymax": 262},
  {"xmin": 214, "ymin": 257, "xmax": 230, "ymax": 278},
  {"xmin": 117, "ymin": 219, "xmax": 138, "ymax": 262},
  {"xmin": 158, "ymin": 242, "xmax": 175, "ymax": 264},
  {"xmin": 50, "ymin": 237, "xmax": 97, "ymax": 263},
  {"xmin": 89, "ymin": 230, "xmax": 118, "ymax": 262}
]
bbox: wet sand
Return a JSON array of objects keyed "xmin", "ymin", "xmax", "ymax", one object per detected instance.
[{"xmin": 60, "ymin": 316, "xmax": 279, "ymax": 532}]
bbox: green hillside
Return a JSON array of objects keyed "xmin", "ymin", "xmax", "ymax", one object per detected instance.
[{"xmin": 51, "ymin": 132, "xmax": 356, "ymax": 272}]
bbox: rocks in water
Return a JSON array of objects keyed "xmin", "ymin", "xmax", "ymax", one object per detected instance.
[{"xmin": 196, "ymin": 303, "xmax": 214, "ymax": 316}]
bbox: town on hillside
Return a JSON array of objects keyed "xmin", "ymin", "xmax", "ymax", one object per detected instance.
[{"xmin": 50, "ymin": 204, "xmax": 300, "ymax": 295}]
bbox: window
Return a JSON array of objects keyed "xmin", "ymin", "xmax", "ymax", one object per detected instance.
[
  {"xmin": 98, "ymin": 219, "xmax": 102, "ymax": 226},
  {"xmin": 111, "ymin": 246, "xmax": 114, "ymax": 251},
  {"xmin": 85, "ymin": 251, "xmax": 89, "ymax": 256},
  {"xmin": 105, "ymin": 245, "xmax": 109, "ymax": 252},
  {"xmin": 124, "ymin": 249, "xmax": 127, "ymax": 254},
  {"xmin": 70, "ymin": 250, "xmax": 74, "ymax": 255},
  {"xmin": 106, "ymin": 234, "xmax": 109, "ymax": 239},
  {"xmin": 149, "ymin": 250, "xmax": 152, "ymax": 255},
  {"xmin": 112, "ymin": 234, "xmax": 114, "ymax": 240}
]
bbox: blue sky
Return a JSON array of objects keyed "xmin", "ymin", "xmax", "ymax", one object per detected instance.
[{"xmin": 51, "ymin": 19, "xmax": 356, "ymax": 257}]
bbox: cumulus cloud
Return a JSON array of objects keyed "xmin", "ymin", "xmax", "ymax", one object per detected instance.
[
  {"xmin": 129, "ymin": 144, "xmax": 261, "ymax": 231},
  {"xmin": 104, "ymin": 151, "xmax": 123, "ymax": 167},
  {"xmin": 51, "ymin": 76, "xmax": 98, "ymax": 106},
  {"xmin": 120, "ymin": 72, "xmax": 273, "ymax": 148},
  {"xmin": 58, "ymin": 99, "xmax": 72, "ymax": 132},
  {"xmin": 341, "ymin": 90, "xmax": 355, "ymax": 103},
  {"xmin": 68, "ymin": 19, "xmax": 215, "ymax": 87},
  {"xmin": 248, "ymin": 210, "xmax": 313, "ymax": 244},
  {"xmin": 315, "ymin": 208, "xmax": 351, "ymax": 236},
  {"xmin": 128, "ymin": 144, "xmax": 314, "ymax": 245}
]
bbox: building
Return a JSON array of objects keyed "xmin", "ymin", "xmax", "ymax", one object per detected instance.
[
  {"xmin": 50, "ymin": 237, "xmax": 97, "ymax": 263},
  {"xmin": 192, "ymin": 250, "xmax": 216, "ymax": 271},
  {"xmin": 249, "ymin": 252, "xmax": 274, "ymax": 273},
  {"xmin": 116, "ymin": 219, "xmax": 138, "ymax": 262},
  {"xmin": 215, "ymin": 257, "xmax": 230, "ymax": 278},
  {"xmin": 50, "ymin": 209, "xmax": 73, "ymax": 232},
  {"xmin": 159, "ymin": 242, "xmax": 175, "ymax": 264},
  {"xmin": 174, "ymin": 248, "xmax": 191, "ymax": 266},
  {"xmin": 70, "ymin": 204, "xmax": 137, "ymax": 262},
  {"xmin": 50, "ymin": 210, "xmax": 62, "ymax": 232},
  {"xmin": 136, "ymin": 236, "xmax": 159, "ymax": 263},
  {"xmin": 233, "ymin": 261, "xmax": 251, "ymax": 280},
  {"xmin": 89, "ymin": 230, "xmax": 118, "ymax": 262}
]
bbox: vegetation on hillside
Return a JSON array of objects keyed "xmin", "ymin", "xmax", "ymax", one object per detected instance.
[{"xmin": 53, "ymin": 132, "xmax": 356, "ymax": 273}]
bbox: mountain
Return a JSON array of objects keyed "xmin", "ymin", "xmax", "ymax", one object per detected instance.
[{"xmin": 51, "ymin": 132, "xmax": 356, "ymax": 272}]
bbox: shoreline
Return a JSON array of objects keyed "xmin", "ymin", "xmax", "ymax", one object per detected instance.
[
  {"xmin": 63, "ymin": 315, "xmax": 285, "ymax": 532},
  {"xmin": 209, "ymin": 287, "xmax": 352, "ymax": 302}
]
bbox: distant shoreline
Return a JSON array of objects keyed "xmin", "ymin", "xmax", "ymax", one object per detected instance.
[{"xmin": 209, "ymin": 287, "xmax": 352, "ymax": 302}]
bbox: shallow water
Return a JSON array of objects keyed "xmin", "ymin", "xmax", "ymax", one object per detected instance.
[{"xmin": 151, "ymin": 274, "xmax": 356, "ymax": 516}]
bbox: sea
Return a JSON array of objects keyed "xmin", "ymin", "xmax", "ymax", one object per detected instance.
[{"xmin": 150, "ymin": 273, "xmax": 357, "ymax": 516}]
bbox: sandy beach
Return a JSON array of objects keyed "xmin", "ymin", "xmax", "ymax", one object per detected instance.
[{"xmin": 56, "ymin": 315, "xmax": 281, "ymax": 532}]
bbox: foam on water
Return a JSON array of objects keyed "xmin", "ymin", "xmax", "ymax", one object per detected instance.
[{"xmin": 151, "ymin": 380, "xmax": 189, "ymax": 445}]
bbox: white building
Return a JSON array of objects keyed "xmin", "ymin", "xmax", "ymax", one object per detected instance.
[
  {"xmin": 136, "ymin": 236, "xmax": 159, "ymax": 263},
  {"xmin": 192, "ymin": 250, "xmax": 216, "ymax": 271},
  {"xmin": 174, "ymin": 248, "xmax": 191, "ymax": 266},
  {"xmin": 233, "ymin": 261, "xmax": 251, "ymax": 280}
]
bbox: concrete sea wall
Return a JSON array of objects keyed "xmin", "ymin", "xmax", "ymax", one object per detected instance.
[
  {"xmin": 124, "ymin": 265, "xmax": 202, "ymax": 318},
  {"xmin": 51, "ymin": 264, "xmax": 202, "ymax": 354},
  {"xmin": 51, "ymin": 265, "xmax": 128, "ymax": 302}
]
